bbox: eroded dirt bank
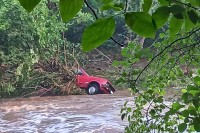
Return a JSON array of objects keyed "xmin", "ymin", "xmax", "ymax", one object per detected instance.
[{"xmin": 0, "ymin": 91, "xmax": 133, "ymax": 133}]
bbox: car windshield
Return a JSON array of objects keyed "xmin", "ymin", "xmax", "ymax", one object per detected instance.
[
  {"xmin": 75, "ymin": 69, "xmax": 82, "ymax": 75},
  {"xmin": 75, "ymin": 68, "xmax": 89, "ymax": 76}
]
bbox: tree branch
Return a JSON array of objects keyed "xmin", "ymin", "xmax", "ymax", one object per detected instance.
[
  {"xmin": 83, "ymin": 0, "xmax": 125, "ymax": 47},
  {"xmin": 124, "ymin": 0, "xmax": 128, "ymax": 13},
  {"xmin": 95, "ymin": 48, "xmax": 113, "ymax": 63},
  {"xmin": 134, "ymin": 28, "xmax": 200, "ymax": 85},
  {"xmin": 174, "ymin": 0, "xmax": 199, "ymax": 11},
  {"xmin": 83, "ymin": 0, "xmax": 98, "ymax": 19}
]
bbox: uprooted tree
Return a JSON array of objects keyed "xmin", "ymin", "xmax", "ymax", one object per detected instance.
[{"xmin": 10, "ymin": 0, "xmax": 200, "ymax": 132}]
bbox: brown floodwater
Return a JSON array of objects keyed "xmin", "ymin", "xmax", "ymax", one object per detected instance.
[{"xmin": 0, "ymin": 91, "xmax": 133, "ymax": 133}]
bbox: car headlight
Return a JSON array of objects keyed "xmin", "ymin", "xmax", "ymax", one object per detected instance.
[{"xmin": 102, "ymin": 83, "xmax": 109, "ymax": 88}]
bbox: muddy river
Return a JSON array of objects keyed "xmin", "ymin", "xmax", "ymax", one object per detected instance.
[{"xmin": 0, "ymin": 91, "xmax": 133, "ymax": 133}]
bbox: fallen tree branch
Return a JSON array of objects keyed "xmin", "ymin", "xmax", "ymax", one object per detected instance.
[{"xmin": 95, "ymin": 48, "xmax": 113, "ymax": 63}]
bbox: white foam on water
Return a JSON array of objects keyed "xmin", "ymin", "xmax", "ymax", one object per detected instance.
[{"xmin": 0, "ymin": 95, "xmax": 131, "ymax": 133}]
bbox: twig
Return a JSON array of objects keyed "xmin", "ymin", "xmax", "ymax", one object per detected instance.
[
  {"xmin": 169, "ymin": 41, "xmax": 200, "ymax": 53},
  {"xmin": 62, "ymin": 31, "xmax": 68, "ymax": 67},
  {"xmin": 146, "ymin": 100, "xmax": 154, "ymax": 125},
  {"xmin": 110, "ymin": 37, "xmax": 125, "ymax": 47}
]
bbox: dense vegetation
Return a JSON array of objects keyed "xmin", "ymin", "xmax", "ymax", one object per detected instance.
[
  {"xmin": 0, "ymin": 0, "xmax": 92, "ymax": 97},
  {"xmin": 1, "ymin": 0, "xmax": 200, "ymax": 132},
  {"xmin": 0, "ymin": 0, "xmax": 126, "ymax": 98}
]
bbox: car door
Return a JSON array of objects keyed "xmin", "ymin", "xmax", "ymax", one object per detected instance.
[{"xmin": 76, "ymin": 69, "xmax": 89, "ymax": 88}]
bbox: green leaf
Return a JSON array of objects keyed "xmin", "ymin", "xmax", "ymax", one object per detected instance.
[
  {"xmin": 169, "ymin": 16, "xmax": 184, "ymax": 37},
  {"xmin": 187, "ymin": 10, "xmax": 199, "ymax": 24},
  {"xmin": 184, "ymin": 12, "xmax": 196, "ymax": 32},
  {"xmin": 193, "ymin": 99, "xmax": 199, "ymax": 108},
  {"xmin": 184, "ymin": 117, "xmax": 189, "ymax": 123},
  {"xmin": 172, "ymin": 102, "xmax": 184, "ymax": 110},
  {"xmin": 115, "ymin": 77, "xmax": 124, "ymax": 84},
  {"xmin": 127, "ymin": 107, "xmax": 132, "ymax": 112},
  {"xmin": 182, "ymin": 92, "xmax": 194, "ymax": 103},
  {"xmin": 166, "ymin": 108, "xmax": 176, "ymax": 116},
  {"xmin": 158, "ymin": 96, "xmax": 164, "ymax": 102},
  {"xmin": 152, "ymin": 6, "xmax": 170, "ymax": 29},
  {"xmin": 187, "ymin": 85, "xmax": 198, "ymax": 90},
  {"xmin": 125, "ymin": 12, "xmax": 156, "ymax": 38},
  {"xmin": 170, "ymin": 4, "xmax": 185, "ymax": 15},
  {"xmin": 101, "ymin": 0, "xmax": 112, "ymax": 4},
  {"xmin": 59, "ymin": 0, "xmax": 83, "ymax": 22},
  {"xmin": 147, "ymin": 89, "xmax": 154, "ymax": 94},
  {"xmin": 190, "ymin": 0, "xmax": 200, "ymax": 6},
  {"xmin": 181, "ymin": 89, "xmax": 187, "ymax": 93},
  {"xmin": 101, "ymin": 3, "xmax": 123, "ymax": 11},
  {"xmin": 189, "ymin": 90, "xmax": 198, "ymax": 97},
  {"xmin": 142, "ymin": 0, "xmax": 152, "ymax": 12},
  {"xmin": 114, "ymin": 3, "xmax": 124, "ymax": 10},
  {"xmin": 132, "ymin": 69, "xmax": 140, "ymax": 75},
  {"xmin": 178, "ymin": 123, "xmax": 187, "ymax": 132},
  {"xmin": 150, "ymin": 109, "xmax": 156, "ymax": 116},
  {"xmin": 194, "ymin": 118, "xmax": 200, "ymax": 131},
  {"xmin": 173, "ymin": 13, "xmax": 184, "ymax": 19},
  {"xmin": 18, "ymin": 0, "xmax": 41, "ymax": 12},
  {"xmin": 112, "ymin": 60, "xmax": 119, "ymax": 66},
  {"xmin": 122, "ymin": 72, "xmax": 127, "ymax": 77},
  {"xmin": 189, "ymin": 106, "xmax": 197, "ymax": 116},
  {"xmin": 198, "ymin": 69, "xmax": 200, "ymax": 75},
  {"xmin": 121, "ymin": 47, "xmax": 128, "ymax": 57},
  {"xmin": 182, "ymin": 110, "xmax": 189, "ymax": 117},
  {"xmin": 193, "ymin": 76, "xmax": 200, "ymax": 86},
  {"xmin": 158, "ymin": 0, "xmax": 169, "ymax": 6},
  {"xmin": 82, "ymin": 17, "xmax": 115, "ymax": 51}
]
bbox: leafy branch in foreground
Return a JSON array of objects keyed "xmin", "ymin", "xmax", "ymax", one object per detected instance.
[
  {"xmin": 83, "ymin": 0, "xmax": 125, "ymax": 50},
  {"xmin": 134, "ymin": 28, "xmax": 200, "ymax": 85},
  {"xmin": 18, "ymin": 0, "xmax": 200, "ymax": 51},
  {"xmin": 117, "ymin": 28, "xmax": 200, "ymax": 132}
]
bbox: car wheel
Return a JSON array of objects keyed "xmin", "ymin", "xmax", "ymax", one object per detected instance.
[{"xmin": 87, "ymin": 83, "xmax": 99, "ymax": 95}]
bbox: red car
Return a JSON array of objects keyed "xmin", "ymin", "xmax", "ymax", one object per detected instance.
[{"xmin": 75, "ymin": 68, "xmax": 115, "ymax": 95}]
